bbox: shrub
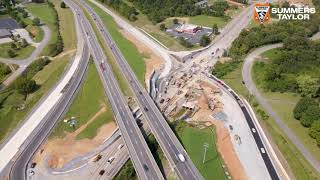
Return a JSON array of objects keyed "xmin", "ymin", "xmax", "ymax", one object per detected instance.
[{"xmin": 293, "ymin": 97, "xmax": 318, "ymax": 120}]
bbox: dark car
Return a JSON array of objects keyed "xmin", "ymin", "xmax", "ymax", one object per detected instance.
[
  {"xmin": 30, "ymin": 162, "xmax": 37, "ymax": 168},
  {"xmin": 143, "ymin": 164, "xmax": 149, "ymax": 171},
  {"xmin": 139, "ymin": 91, "xmax": 142, "ymax": 95},
  {"xmin": 99, "ymin": 170, "xmax": 105, "ymax": 175},
  {"xmin": 144, "ymin": 107, "xmax": 149, "ymax": 111}
]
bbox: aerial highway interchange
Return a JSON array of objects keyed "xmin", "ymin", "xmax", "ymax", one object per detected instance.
[{"xmin": 0, "ymin": 0, "xmax": 319, "ymax": 180}]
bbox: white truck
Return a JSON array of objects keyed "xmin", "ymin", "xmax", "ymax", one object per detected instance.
[{"xmin": 178, "ymin": 154, "xmax": 185, "ymax": 162}]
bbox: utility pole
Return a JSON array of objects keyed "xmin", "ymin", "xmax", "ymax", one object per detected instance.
[{"xmin": 203, "ymin": 142, "xmax": 209, "ymax": 164}]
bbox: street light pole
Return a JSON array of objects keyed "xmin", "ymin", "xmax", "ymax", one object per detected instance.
[{"xmin": 203, "ymin": 142, "xmax": 209, "ymax": 164}]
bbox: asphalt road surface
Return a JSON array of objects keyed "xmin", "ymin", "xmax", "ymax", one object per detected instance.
[
  {"xmin": 80, "ymin": 1, "xmax": 203, "ymax": 179},
  {"xmin": 242, "ymin": 43, "xmax": 320, "ymax": 173},
  {"xmin": 65, "ymin": 1, "xmax": 164, "ymax": 179}
]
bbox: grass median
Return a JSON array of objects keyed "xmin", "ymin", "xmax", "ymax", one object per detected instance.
[
  {"xmin": 171, "ymin": 121, "xmax": 226, "ymax": 180},
  {"xmin": 77, "ymin": 1, "xmax": 133, "ymax": 96},
  {"xmin": 50, "ymin": 61, "xmax": 114, "ymax": 139},
  {"xmin": 85, "ymin": 0, "xmax": 146, "ymax": 84}
]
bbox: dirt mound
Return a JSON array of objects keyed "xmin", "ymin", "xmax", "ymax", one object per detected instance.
[{"xmin": 33, "ymin": 106, "xmax": 117, "ymax": 169}]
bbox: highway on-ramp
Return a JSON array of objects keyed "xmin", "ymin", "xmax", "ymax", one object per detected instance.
[
  {"xmin": 65, "ymin": 0, "xmax": 164, "ymax": 179},
  {"xmin": 80, "ymin": 1, "xmax": 203, "ymax": 179}
]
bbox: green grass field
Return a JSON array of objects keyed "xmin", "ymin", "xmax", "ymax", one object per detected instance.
[
  {"xmin": 85, "ymin": 0, "xmax": 146, "ymax": 84},
  {"xmin": 25, "ymin": 25, "xmax": 44, "ymax": 43},
  {"xmin": 52, "ymin": 0, "xmax": 77, "ymax": 50},
  {"xmin": 50, "ymin": 61, "xmax": 114, "ymax": 139},
  {"xmin": 26, "ymin": 2, "xmax": 58, "ymax": 56},
  {"xmin": 174, "ymin": 123, "xmax": 226, "ymax": 180},
  {"xmin": 0, "ymin": 43, "xmax": 35, "ymax": 59},
  {"xmin": 219, "ymin": 60, "xmax": 320, "ymax": 179},
  {"xmin": 0, "ymin": 54, "xmax": 70, "ymax": 142},
  {"xmin": 189, "ymin": 15, "xmax": 228, "ymax": 28},
  {"xmin": 181, "ymin": 126, "xmax": 226, "ymax": 180}
]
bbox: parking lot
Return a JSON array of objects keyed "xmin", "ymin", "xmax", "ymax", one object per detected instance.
[{"xmin": 166, "ymin": 23, "xmax": 212, "ymax": 45}]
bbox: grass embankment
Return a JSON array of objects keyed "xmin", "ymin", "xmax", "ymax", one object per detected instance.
[
  {"xmin": 52, "ymin": 0, "xmax": 77, "ymax": 50},
  {"xmin": 0, "ymin": 63, "xmax": 11, "ymax": 83},
  {"xmin": 0, "ymin": 42, "xmax": 35, "ymax": 59},
  {"xmin": 50, "ymin": 61, "xmax": 114, "ymax": 139},
  {"xmin": 171, "ymin": 122, "xmax": 226, "ymax": 180},
  {"xmin": 0, "ymin": 1, "xmax": 77, "ymax": 142},
  {"xmin": 25, "ymin": 25, "xmax": 44, "ymax": 42},
  {"xmin": 219, "ymin": 59, "xmax": 320, "ymax": 179},
  {"xmin": 253, "ymin": 49, "xmax": 320, "ymax": 162},
  {"xmin": 76, "ymin": 1, "xmax": 132, "ymax": 96},
  {"xmin": 189, "ymin": 15, "xmax": 228, "ymax": 28},
  {"xmin": 85, "ymin": 0, "xmax": 146, "ymax": 84},
  {"xmin": 26, "ymin": 2, "xmax": 59, "ymax": 56},
  {"xmin": 0, "ymin": 55, "xmax": 70, "ymax": 142}
]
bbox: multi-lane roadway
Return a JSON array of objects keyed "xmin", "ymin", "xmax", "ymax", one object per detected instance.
[
  {"xmin": 65, "ymin": 1, "xmax": 164, "ymax": 179},
  {"xmin": 80, "ymin": 1, "xmax": 203, "ymax": 179}
]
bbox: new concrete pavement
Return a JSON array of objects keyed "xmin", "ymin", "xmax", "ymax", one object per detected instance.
[
  {"xmin": 65, "ymin": 0, "xmax": 164, "ymax": 179},
  {"xmin": 80, "ymin": 1, "xmax": 203, "ymax": 179}
]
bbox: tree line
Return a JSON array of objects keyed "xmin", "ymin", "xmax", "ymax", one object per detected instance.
[
  {"xmin": 126, "ymin": 0, "xmax": 229, "ymax": 24},
  {"xmin": 230, "ymin": 17, "xmax": 320, "ymax": 57},
  {"xmin": 98, "ymin": 0, "xmax": 139, "ymax": 21},
  {"xmin": 47, "ymin": 0, "xmax": 64, "ymax": 56}
]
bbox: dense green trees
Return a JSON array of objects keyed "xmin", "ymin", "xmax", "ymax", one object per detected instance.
[
  {"xmin": 178, "ymin": 37, "xmax": 193, "ymax": 48},
  {"xmin": 159, "ymin": 23, "xmax": 166, "ymax": 31},
  {"xmin": 0, "ymin": 63, "xmax": 11, "ymax": 81},
  {"xmin": 212, "ymin": 23, "xmax": 219, "ymax": 35},
  {"xmin": 32, "ymin": 17, "xmax": 41, "ymax": 26},
  {"xmin": 14, "ymin": 77, "xmax": 38, "ymax": 100},
  {"xmin": 199, "ymin": 35, "xmax": 211, "ymax": 47},
  {"xmin": 99, "ymin": 0, "xmax": 138, "ymax": 21},
  {"xmin": 127, "ymin": 0, "xmax": 228, "ymax": 23},
  {"xmin": 230, "ymin": 17, "xmax": 320, "ymax": 57},
  {"xmin": 60, "ymin": 1, "xmax": 66, "ymax": 8},
  {"xmin": 211, "ymin": 60, "xmax": 241, "ymax": 78},
  {"xmin": 47, "ymin": 1, "xmax": 64, "ymax": 56},
  {"xmin": 293, "ymin": 97, "xmax": 318, "ymax": 120}
]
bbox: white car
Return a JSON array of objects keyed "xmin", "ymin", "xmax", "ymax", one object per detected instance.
[
  {"xmin": 107, "ymin": 157, "xmax": 115, "ymax": 164},
  {"xmin": 118, "ymin": 144, "xmax": 124, "ymax": 150},
  {"xmin": 260, "ymin": 148, "xmax": 266, "ymax": 154},
  {"xmin": 252, "ymin": 128, "xmax": 256, "ymax": 133},
  {"xmin": 178, "ymin": 154, "xmax": 185, "ymax": 162}
]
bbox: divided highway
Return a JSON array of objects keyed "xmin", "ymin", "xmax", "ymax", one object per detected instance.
[
  {"xmin": 80, "ymin": 1, "xmax": 203, "ymax": 179},
  {"xmin": 65, "ymin": 0, "xmax": 164, "ymax": 179}
]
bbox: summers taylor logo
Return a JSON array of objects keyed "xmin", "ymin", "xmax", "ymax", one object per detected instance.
[
  {"xmin": 254, "ymin": 3, "xmax": 270, "ymax": 23},
  {"xmin": 254, "ymin": 3, "xmax": 316, "ymax": 23}
]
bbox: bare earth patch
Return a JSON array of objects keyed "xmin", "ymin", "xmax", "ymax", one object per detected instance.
[
  {"xmin": 119, "ymin": 30, "xmax": 163, "ymax": 85},
  {"xmin": 33, "ymin": 105, "xmax": 116, "ymax": 169}
]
